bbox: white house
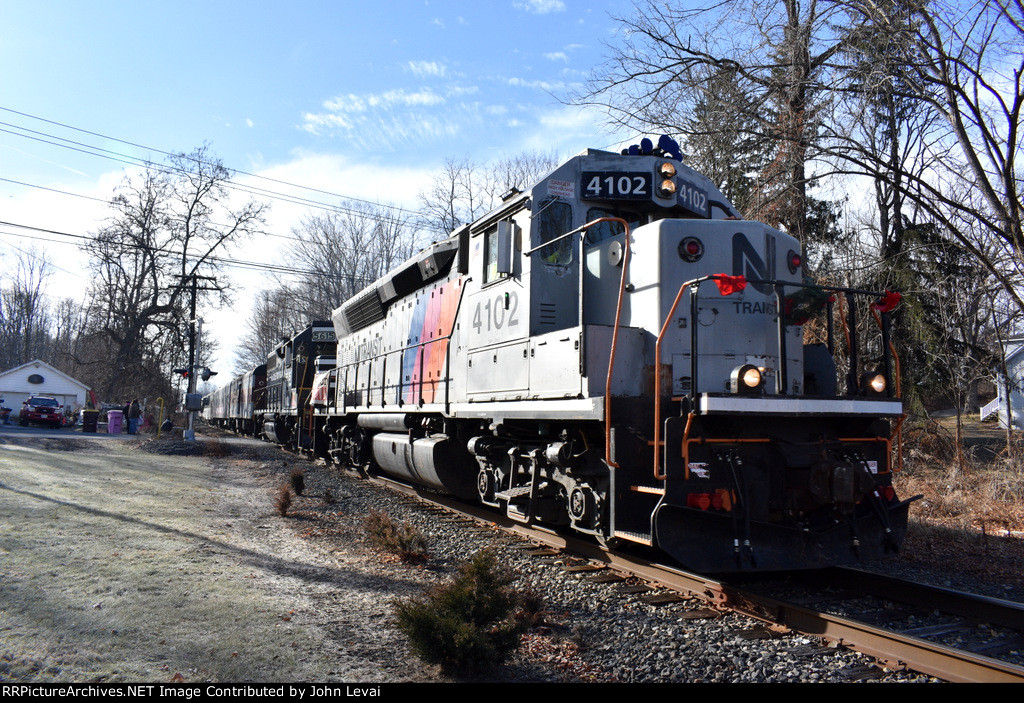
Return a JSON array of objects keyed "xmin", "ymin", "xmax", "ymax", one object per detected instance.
[
  {"xmin": 0, "ymin": 360, "xmax": 92, "ymax": 418},
  {"xmin": 986, "ymin": 337, "xmax": 1024, "ymax": 430}
]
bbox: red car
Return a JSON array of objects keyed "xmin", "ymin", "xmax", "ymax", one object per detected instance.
[{"xmin": 20, "ymin": 396, "xmax": 65, "ymax": 429}]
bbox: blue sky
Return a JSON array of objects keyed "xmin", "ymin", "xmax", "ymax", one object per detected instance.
[{"xmin": 0, "ymin": 0, "xmax": 641, "ymax": 374}]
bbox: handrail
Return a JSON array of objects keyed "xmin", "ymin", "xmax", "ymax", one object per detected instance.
[
  {"xmin": 871, "ymin": 305, "xmax": 905, "ymax": 472},
  {"xmin": 654, "ymin": 274, "xmax": 722, "ymax": 481},
  {"xmin": 653, "ymin": 276, "xmax": 901, "ymax": 482},
  {"xmin": 526, "ymin": 215, "xmax": 633, "ymax": 469},
  {"xmin": 554, "ymin": 217, "xmax": 633, "ymax": 469}
]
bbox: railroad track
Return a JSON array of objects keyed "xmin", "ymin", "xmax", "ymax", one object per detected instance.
[{"xmin": 373, "ymin": 473, "xmax": 1024, "ymax": 683}]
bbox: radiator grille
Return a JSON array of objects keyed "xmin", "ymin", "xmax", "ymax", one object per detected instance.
[{"xmin": 343, "ymin": 290, "xmax": 385, "ymax": 332}]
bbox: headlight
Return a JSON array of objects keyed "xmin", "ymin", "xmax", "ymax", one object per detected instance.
[
  {"xmin": 730, "ymin": 364, "xmax": 764, "ymax": 394},
  {"xmin": 657, "ymin": 162, "xmax": 677, "ymax": 198},
  {"xmin": 860, "ymin": 371, "xmax": 887, "ymax": 396}
]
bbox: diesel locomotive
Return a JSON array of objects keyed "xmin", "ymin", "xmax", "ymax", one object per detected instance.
[{"xmin": 208, "ymin": 137, "xmax": 914, "ymax": 572}]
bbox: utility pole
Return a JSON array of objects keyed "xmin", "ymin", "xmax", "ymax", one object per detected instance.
[
  {"xmin": 185, "ymin": 317, "xmax": 203, "ymax": 441},
  {"xmin": 178, "ymin": 273, "xmax": 217, "ymax": 441}
]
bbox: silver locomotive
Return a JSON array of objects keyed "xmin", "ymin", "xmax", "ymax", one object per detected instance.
[{"xmin": 245, "ymin": 137, "xmax": 913, "ymax": 572}]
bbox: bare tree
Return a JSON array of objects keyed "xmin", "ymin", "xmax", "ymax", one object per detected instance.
[
  {"xmin": 836, "ymin": 0, "xmax": 1024, "ymax": 311},
  {"xmin": 0, "ymin": 248, "xmax": 54, "ymax": 369},
  {"xmin": 49, "ymin": 297, "xmax": 88, "ymax": 372},
  {"xmin": 579, "ymin": 0, "xmax": 862, "ymax": 242},
  {"xmin": 83, "ymin": 145, "xmax": 267, "ymax": 400},
  {"xmin": 234, "ymin": 288, "xmax": 294, "ymax": 374},
  {"xmin": 418, "ymin": 157, "xmax": 488, "ymax": 234},
  {"xmin": 283, "ymin": 200, "xmax": 419, "ymax": 321},
  {"xmin": 418, "ymin": 150, "xmax": 560, "ymax": 235},
  {"xmin": 485, "ymin": 151, "xmax": 561, "ymax": 201}
]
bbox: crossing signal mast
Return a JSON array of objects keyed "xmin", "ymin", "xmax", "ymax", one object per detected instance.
[{"xmin": 177, "ymin": 273, "xmax": 219, "ymax": 442}]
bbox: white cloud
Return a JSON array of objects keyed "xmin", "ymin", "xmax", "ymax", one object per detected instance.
[
  {"xmin": 304, "ymin": 88, "xmax": 450, "ymax": 138},
  {"xmin": 445, "ymin": 84, "xmax": 479, "ymax": 97},
  {"xmin": 513, "ymin": 0, "xmax": 566, "ymax": 14},
  {"xmin": 544, "ymin": 51, "xmax": 568, "ymax": 62},
  {"xmin": 506, "ymin": 76, "xmax": 562, "ymax": 92},
  {"xmin": 406, "ymin": 60, "xmax": 448, "ymax": 78},
  {"xmin": 301, "ymin": 112, "xmax": 356, "ymax": 134},
  {"xmin": 517, "ymin": 104, "xmax": 618, "ymax": 154},
  {"xmin": 0, "ymin": 167, "xmax": 134, "ymax": 296},
  {"xmin": 246, "ymin": 118, "xmax": 254, "ymax": 128},
  {"xmin": 321, "ymin": 94, "xmax": 369, "ymax": 114},
  {"xmin": 378, "ymin": 88, "xmax": 446, "ymax": 108}
]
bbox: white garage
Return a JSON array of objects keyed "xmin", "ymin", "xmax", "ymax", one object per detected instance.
[{"xmin": 0, "ymin": 360, "xmax": 92, "ymax": 418}]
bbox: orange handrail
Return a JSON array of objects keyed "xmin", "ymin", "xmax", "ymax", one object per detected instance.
[
  {"xmin": 556, "ymin": 217, "xmax": 631, "ymax": 469},
  {"xmin": 870, "ymin": 306, "xmax": 905, "ymax": 473},
  {"xmin": 527, "ymin": 215, "xmax": 632, "ymax": 469},
  {"xmin": 652, "ymin": 274, "xmax": 726, "ymax": 480},
  {"xmin": 653, "ymin": 280, "xmax": 693, "ymax": 480}
]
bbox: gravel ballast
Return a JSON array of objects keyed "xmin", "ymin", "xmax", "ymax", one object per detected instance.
[{"xmin": 0, "ymin": 433, "xmax": 964, "ymax": 682}]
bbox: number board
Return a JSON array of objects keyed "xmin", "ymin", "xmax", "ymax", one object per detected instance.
[
  {"xmin": 581, "ymin": 172, "xmax": 652, "ymax": 200},
  {"xmin": 676, "ymin": 174, "xmax": 709, "ymax": 217},
  {"xmin": 312, "ymin": 330, "xmax": 337, "ymax": 342}
]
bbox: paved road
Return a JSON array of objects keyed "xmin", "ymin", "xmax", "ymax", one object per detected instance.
[
  {"xmin": 0, "ymin": 422, "xmax": 268, "ymax": 447},
  {"xmin": 0, "ymin": 423, "xmax": 139, "ymax": 440}
]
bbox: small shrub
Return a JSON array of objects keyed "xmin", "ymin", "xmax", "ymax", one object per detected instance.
[
  {"xmin": 516, "ymin": 587, "xmax": 547, "ymax": 628},
  {"xmin": 289, "ymin": 468, "xmax": 305, "ymax": 496},
  {"xmin": 393, "ymin": 549, "xmax": 535, "ymax": 673},
  {"xmin": 275, "ymin": 485, "xmax": 292, "ymax": 517},
  {"xmin": 364, "ymin": 509, "xmax": 428, "ymax": 562}
]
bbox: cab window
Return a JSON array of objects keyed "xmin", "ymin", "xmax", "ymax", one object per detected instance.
[
  {"xmin": 484, "ymin": 226, "xmax": 499, "ymax": 283},
  {"xmin": 535, "ymin": 200, "xmax": 574, "ymax": 265},
  {"xmin": 584, "ymin": 207, "xmax": 641, "ymax": 243}
]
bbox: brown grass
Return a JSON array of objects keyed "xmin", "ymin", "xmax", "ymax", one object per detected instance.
[
  {"xmin": 892, "ymin": 415, "xmax": 1024, "ymax": 593},
  {"xmin": 289, "ymin": 468, "xmax": 305, "ymax": 496},
  {"xmin": 274, "ymin": 485, "xmax": 292, "ymax": 517},
  {"xmin": 898, "ymin": 416, "xmax": 1024, "ymax": 527},
  {"xmin": 363, "ymin": 509, "xmax": 429, "ymax": 562}
]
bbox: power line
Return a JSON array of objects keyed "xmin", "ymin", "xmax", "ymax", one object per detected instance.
[
  {"xmin": 0, "ymin": 235, "xmax": 86, "ymax": 280},
  {"xmin": 0, "ymin": 175, "xmax": 423, "ymax": 254},
  {"xmin": 0, "ymin": 220, "xmax": 381, "ymax": 284},
  {"xmin": 0, "ymin": 105, "xmax": 442, "ymax": 226},
  {"xmin": 0, "ymin": 123, "xmax": 444, "ymax": 232}
]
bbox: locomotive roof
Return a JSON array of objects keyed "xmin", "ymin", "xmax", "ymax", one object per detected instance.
[{"xmin": 333, "ymin": 235, "xmax": 461, "ymax": 336}]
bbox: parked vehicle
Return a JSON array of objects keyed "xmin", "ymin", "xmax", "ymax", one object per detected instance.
[{"xmin": 20, "ymin": 396, "xmax": 65, "ymax": 429}]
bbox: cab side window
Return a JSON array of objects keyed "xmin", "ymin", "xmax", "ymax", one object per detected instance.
[
  {"xmin": 535, "ymin": 200, "xmax": 574, "ymax": 265},
  {"xmin": 484, "ymin": 226, "xmax": 499, "ymax": 283}
]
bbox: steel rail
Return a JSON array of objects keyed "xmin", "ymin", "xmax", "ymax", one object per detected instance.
[
  {"xmin": 367, "ymin": 473, "xmax": 1024, "ymax": 683},
  {"xmin": 717, "ymin": 584, "xmax": 1024, "ymax": 683},
  {"xmin": 830, "ymin": 567, "xmax": 1024, "ymax": 631}
]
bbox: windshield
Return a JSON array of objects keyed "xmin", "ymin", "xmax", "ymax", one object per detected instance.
[{"xmin": 28, "ymin": 397, "xmax": 58, "ymax": 407}]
